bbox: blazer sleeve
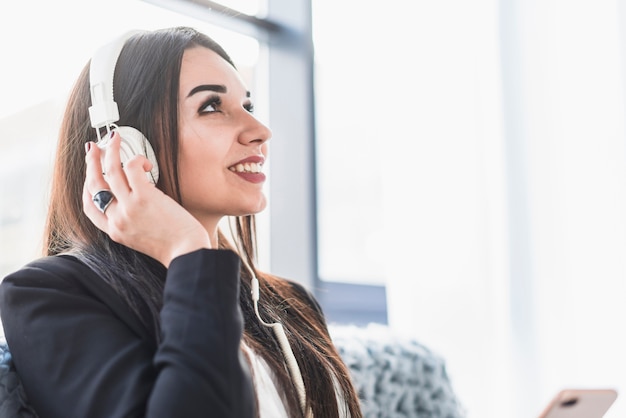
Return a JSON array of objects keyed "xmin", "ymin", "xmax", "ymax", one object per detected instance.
[{"xmin": 0, "ymin": 249, "xmax": 254, "ymax": 418}]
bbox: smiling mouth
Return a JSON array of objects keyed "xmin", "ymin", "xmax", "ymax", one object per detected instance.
[{"xmin": 229, "ymin": 162, "xmax": 263, "ymax": 173}]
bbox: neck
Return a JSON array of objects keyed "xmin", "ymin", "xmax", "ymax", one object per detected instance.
[{"xmin": 195, "ymin": 215, "xmax": 222, "ymax": 249}]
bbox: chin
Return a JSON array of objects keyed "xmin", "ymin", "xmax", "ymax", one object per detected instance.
[
  {"xmin": 250, "ymin": 200, "xmax": 268, "ymax": 215},
  {"xmin": 237, "ymin": 197, "xmax": 267, "ymax": 216}
]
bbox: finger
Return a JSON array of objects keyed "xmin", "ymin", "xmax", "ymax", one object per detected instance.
[
  {"xmin": 84, "ymin": 141, "xmax": 110, "ymax": 195},
  {"xmin": 84, "ymin": 141, "xmax": 117, "ymax": 223},
  {"xmin": 102, "ymin": 131, "xmax": 131, "ymax": 194},
  {"xmin": 124, "ymin": 155, "xmax": 154, "ymax": 190},
  {"xmin": 83, "ymin": 182, "xmax": 108, "ymax": 224}
]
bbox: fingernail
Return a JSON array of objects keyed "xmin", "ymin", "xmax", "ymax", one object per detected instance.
[
  {"xmin": 109, "ymin": 130, "xmax": 115, "ymax": 139},
  {"xmin": 85, "ymin": 142, "xmax": 92, "ymax": 153}
]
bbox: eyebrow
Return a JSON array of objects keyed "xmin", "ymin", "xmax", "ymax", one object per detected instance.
[
  {"xmin": 187, "ymin": 84, "xmax": 227, "ymax": 97},
  {"xmin": 187, "ymin": 84, "xmax": 252, "ymax": 98}
]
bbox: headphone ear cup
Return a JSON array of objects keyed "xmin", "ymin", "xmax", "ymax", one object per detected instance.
[{"xmin": 97, "ymin": 126, "xmax": 160, "ymax": 184}]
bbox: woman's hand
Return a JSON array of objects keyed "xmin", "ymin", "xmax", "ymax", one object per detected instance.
[{"xmin": 83, "ymin": 132, "xmax": 212, "ymax": 267}]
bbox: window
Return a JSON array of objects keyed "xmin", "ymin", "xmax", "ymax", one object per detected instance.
[{"xmin": 310, "ymin": 1, "xmax": 388, "ymax": 324}]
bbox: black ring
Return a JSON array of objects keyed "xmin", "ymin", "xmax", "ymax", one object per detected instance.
[{"xmin": 92, "ymin": 190, "xmax": 115, "ymax": 214}]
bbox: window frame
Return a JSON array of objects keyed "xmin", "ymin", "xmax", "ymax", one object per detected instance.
[{"xmin": 146, "ymin": 0, "xmax": 387, "ymax": 325}]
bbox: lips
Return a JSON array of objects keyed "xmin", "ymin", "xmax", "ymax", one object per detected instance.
[{"xmin": 228, "ymin": 157, "xmax": 266, "ymax": 184}]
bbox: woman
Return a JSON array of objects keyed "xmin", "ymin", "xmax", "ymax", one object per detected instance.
[{"xmin": 0, "ymin": 27, "xmax": 362, "ymax": 418}]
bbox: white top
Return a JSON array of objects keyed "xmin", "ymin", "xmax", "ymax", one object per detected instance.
[
  {"xmin": 241, "ymin": 342, "xmax": 349, "ymax": 418},
  {"xmin": 241, "ymin": 342, "xmax": 290, "ymax": 417}
]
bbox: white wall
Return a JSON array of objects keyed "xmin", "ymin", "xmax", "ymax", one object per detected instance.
[{"xmin": 377, "ymin": 1, "xmax": 626, "ymax": 417}]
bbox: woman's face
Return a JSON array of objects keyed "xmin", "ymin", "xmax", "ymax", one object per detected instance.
[{"xmin": 177, "ymin": 46, "xmax": 271, "ymax": 229}]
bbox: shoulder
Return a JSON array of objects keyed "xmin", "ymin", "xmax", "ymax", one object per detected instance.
[
  {"xmin": 0, "ymin": 255, "xmax": 98, "ymax": 342},
  {"xmin": 0, "ymin": 253, "xmax": 153, "ymax": 346},
  {"xmin": 0, "ymin": 254, "xmax": 105, "ymax": 315},
  {"xmin": 284, "ymin": 279, "xmax": 325, "ymax": 318},
  {"xmin": 1, "ymin": 254, "xmax": 94, "ymax": 292},
  {"xmin": 0, "ymin": 252, "xmax": 137, "ymax": 307},
  {"xmin": 259, "ymin": 272, "xmax": 323, "ymax": 315}
]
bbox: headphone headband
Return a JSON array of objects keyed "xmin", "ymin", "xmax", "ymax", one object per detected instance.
[{"xmin": 88, "ymin": 30, "xmax": 145, "ymax": 131}]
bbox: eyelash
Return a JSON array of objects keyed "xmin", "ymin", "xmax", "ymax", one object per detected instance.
[
  {"xmin": 199, "ymin": 95, "xmax": 222, "ymax": 114},
  {"xmin": 198, "ymin": 95, "xmax": 255, "ymax": 114}
]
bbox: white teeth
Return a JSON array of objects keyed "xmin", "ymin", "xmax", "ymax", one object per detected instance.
[{"xmin": 229, "ymin": 162, "xmax": 262, "ymax": 173}]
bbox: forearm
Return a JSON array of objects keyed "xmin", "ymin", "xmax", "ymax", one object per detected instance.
[
  {"xmin": 0, "ymin": 249, "xmax": 254, "ymax": 418},
  {"xmin": 149, "ymin": 249, "xmax": 254, "ymax": 417}
]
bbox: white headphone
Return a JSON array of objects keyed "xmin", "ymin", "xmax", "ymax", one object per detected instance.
[{"xmin": 88, "ymin": 30, "xmax": 160, "ymax": 184}]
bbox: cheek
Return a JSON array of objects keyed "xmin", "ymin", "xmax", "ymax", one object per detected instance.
[
  {"xmin": 178, "ymin": 149, "xmax": 223, "ymax": 190},
  {"xmin": 178, "ymin": 136, "xmax": 239, "ymax": 209},
  {"xmin": 177, "ymin": 162, "xmax": 225, "ymax": 212},
  {"xmin": 178, "ymin": 126, "xmax": 229, "ymax": 180}
]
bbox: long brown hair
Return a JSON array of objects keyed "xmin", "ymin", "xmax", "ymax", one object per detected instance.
[{"xmin": 44, "ymin": 27, "xmax": 362, "ymax": 418}]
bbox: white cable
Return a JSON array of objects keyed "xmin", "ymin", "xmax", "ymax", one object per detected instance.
[
  {"xmin": 251, "ymin": 277, "xmax": 312, "ymax": 417},
  {"xmin": 233, "ymin": 233, "xmax": 312, "ymax": 417}
]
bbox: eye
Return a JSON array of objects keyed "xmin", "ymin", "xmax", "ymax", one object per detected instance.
[
  {"xmin": 199, "ymin": 95, "xmax": 222, "ymax": 114},
  {"xmin": 244, "ymin": 101, "xmax": 255, "ymax": 114}
]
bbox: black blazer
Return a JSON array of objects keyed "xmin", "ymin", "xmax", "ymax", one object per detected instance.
[{"xmin": 0, "ymin": 249, "xmax": 255, "ymax": 418}]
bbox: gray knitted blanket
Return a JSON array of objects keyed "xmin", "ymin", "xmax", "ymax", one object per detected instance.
[
  {"xmin": 329, "ymin": 323, "xmax": 466, "ymax": 418},
  {"xmin": 0, "ymin": 344, "xmax": 37, "ymax": 418}
]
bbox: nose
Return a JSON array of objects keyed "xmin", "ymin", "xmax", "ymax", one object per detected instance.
[{"xmin": 239, "ymin": 111, "xmax": 272, "ymax": 145}]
